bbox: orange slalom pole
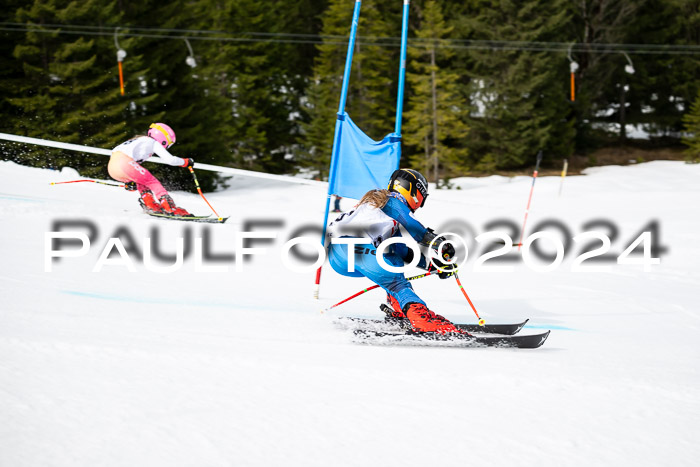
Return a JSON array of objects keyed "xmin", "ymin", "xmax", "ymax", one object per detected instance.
[
  {"xmin": 118, "ymin": 61, "xmax": 125, "ymax": 96},
  {"xmin": 454, "ymin": 272, "xmax": 485, "ymax": 326},
  {"xmin": 188, "ymin": 167, "xmax": 222, "ymax": 220}
]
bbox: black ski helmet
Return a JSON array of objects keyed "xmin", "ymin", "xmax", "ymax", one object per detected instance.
[{"xmin": 388, "ymin": 168, "xmax": 428, "ymax": 211}]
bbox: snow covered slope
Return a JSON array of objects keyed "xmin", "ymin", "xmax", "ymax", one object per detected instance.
[{"xmin": 1, "ymin": 160, "xmax": 699, "ymax": 467}]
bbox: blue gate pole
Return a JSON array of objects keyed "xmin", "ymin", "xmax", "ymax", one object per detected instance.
[
  {"xmin": 314, "ymin": 0, "xmax": 362, "ymax": 299},
  {"xmin": 394, "ymin": 0, "xmax": 410, "ymax": 136}
]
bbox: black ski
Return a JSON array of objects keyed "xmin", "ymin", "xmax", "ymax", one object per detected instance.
[
  {"xmin": 373, "ymin": 304, "xmax": 528, "ymax": 335},
  {"xmin": 145, "ymin": 212, "xmax": 229, "ymax": 223},
  {"xmin": 336, "ymin": 317, "xmax": 529, "ymax": 336},
  {"xmin": 457, "ymin": 320, "xmax": 529, "ymax": 335},
  {"xmin": 353, "ymin": 329, "xmax": 550, "ymax": 349}
]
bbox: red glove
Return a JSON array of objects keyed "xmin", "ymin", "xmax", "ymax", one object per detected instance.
[{"xmin": 181, "ymin": 158, "xmax": 195, "ymax": 168}]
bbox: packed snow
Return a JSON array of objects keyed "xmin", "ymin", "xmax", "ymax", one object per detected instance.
[{"xmin": 1, "ymin": 159, "xmax": 699, "ymax": 467}]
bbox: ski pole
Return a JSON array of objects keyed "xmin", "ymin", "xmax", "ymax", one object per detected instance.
[
  {"xmin": 50, "ymin": 179, "xmax": 125, "ymax": 188},
  {"xmin": 188, "ymin": 167, "xmax": 223, "ymax": 220},
  {"xmin": 323, "ymin": 271, "xmax": 434, "ymax": 313},
  {"xmin": 453, "ymin": 272, "xmax": 485, "ymax": 326},
  {"xmin": 517, "ymin": 150, "xmax": 543, "ymax": 251}
]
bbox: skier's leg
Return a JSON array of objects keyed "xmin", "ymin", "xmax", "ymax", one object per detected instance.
[
  {"xmin": 123, "ymin": 161, "xmax": 168, "ymax": 199},
  {"xmin": 109, "ymin": 152, "xmax": 167, "ymax": 213},
  {"xmin": 118, "ymin": 158, "xmax": 190, "ymax": 215},
  {"xmin": 351, "ymin": 245, "xmax": 425, "ymax": 309},
  {"xmin": 107, "ymin": 151, "xmax": 132, "ymax": 183},
  {"xmin": 108, "ymin": 152, "xmax": 168, "ymax": 198},
  {"xmin": 355, "ymin": 246, "xmax": 459, "ymax": 333},
  {"xmin": 328, "ymin": 242, "xmax": 425, "ymax": 307},
  {"xmin": 327, "ymin": 243, "xmax": 365, "ymax": 278}
]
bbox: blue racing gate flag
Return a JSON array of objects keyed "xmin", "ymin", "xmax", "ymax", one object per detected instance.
[{"xmin": 328, "ymin": 113, "xmax": 401, "ymax": 200}]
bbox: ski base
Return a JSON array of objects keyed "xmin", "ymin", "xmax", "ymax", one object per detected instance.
[
  {"xmin": 354, "ymin": 329, "xmax": 550, "ymax": 349},
  {"xmin": 145, "ymin": 212, "xmax": 229, "ymax": 223}
]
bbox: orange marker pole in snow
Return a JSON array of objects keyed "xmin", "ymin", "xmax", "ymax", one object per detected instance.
[
  {"xmin": 558, "ymin": 159, "xmax": 568, "ymax": 198},
  {"xmin": 518, "ymin": 150, "xmax": 543, "ymax": 251}
]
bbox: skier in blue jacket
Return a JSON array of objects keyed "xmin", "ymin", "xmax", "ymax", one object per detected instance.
[{"xmin": 327, "ymin": 169, "xmax": 461, "ymax": 333}]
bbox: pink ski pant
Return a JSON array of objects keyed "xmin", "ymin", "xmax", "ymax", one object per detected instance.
[{"xmin": 108, "ymin": 151, "xmax": 168, "ymax": 199}]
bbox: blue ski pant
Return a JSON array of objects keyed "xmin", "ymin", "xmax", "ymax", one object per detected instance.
[{"xmin": 328, "ymin": 242, "xmax": 426, "ymax": 310}]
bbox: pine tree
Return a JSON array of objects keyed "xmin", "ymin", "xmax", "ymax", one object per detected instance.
[
  {"xmin": 3, "ymin": 0, "xmax": 319, "ymax": 188},
  {"xmin": 7, "ymin": 0, "xmax": 135, "ymax": 177},
  {"xmin": 570, "ymin": 0, "xmax": 644, "ymax": 145},
  {"xmin": 301, "ymin": 0, "xmax": 400, "ymax": 179},
  {"xmin": 349, "ymin": 1, "xmax": 399, "ymax": 137},
  {"xmin": 454, "ymin": 0, "xmax": 576, "ymax": 171},
  {"xmin": 613, "ymin": 0, "xmax": 700, "ymax": 141},
  {"xmin": 682, "ymin": 90, "xmax": 700, "ymax": 162},
  {"xmin": 185, "ymin": 0, "xmax": 322, "ymax": 176},
  {"xmin": 0, "ymin": 0, "xmax": 27, "ymax": 145},
  {"xmin": 300, "ymin": 0, "xmax": 355, "ymax": 178},
  {"xmin": 403, "ymin": 0, "xmax": 470, "ymax": 182}
]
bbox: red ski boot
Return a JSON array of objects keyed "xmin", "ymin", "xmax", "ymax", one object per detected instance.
[
  {"xmin": 404, "ymin": 303, "xmax": 460, "ymax": 334},
  {"xmin": 159, "ymin": 195, "xmax": 191, "ymax": 217},
  {"xmin": 386, "ymin": 294, "xmax": 406, "ymax": 318},
  {"xmin": 138, "ymin": 189, "xmax": 163, "ymax": 213},
  {"xmin": 379, "ymin": 295, "xmax": 408, "ymax": 324}
]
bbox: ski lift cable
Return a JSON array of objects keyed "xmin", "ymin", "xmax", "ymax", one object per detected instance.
[{"xmin": 2, "ymin": 22, "xmax": 700, "ymax": 55}]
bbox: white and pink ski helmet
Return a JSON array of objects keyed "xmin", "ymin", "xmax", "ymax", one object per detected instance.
[{"xmin": 148, "ymin": 122, "xmax": 176, "ymax": 148}]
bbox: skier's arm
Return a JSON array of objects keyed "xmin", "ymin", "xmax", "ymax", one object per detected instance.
[
  {"xmin": 395, "ymin": 240, "xmax": 454, "ymax": 277},
  {"xmin": 381, "ymin": 197, "xmax": 428, "ymax": 242},
  {"xmin": 382, "ymin": 196, "xmax": 456, "ymax": 262},
  {"xmin": 152, "ymin": 141, "xmax": 186, "ymax": 167}
]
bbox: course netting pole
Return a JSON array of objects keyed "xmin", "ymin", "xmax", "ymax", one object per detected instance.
[{"xmin": 517, "ymin": 150, "xmax": 543, "ymax": 250}]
